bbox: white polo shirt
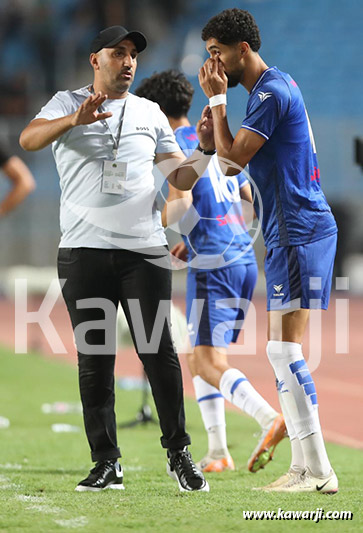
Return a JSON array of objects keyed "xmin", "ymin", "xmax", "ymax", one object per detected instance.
[{"xmin": 35, "ymin": 86, "xmax": 181, "ymax": 249}]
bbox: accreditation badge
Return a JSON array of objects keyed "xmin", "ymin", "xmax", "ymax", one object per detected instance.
[{"xmin": 101, "ymin": 160, "xmax": 128, "ymax": 195}]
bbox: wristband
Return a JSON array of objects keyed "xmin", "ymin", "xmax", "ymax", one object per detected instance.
[
  {"xmin": 196, "ymin": 144, "xmax": 216, "ymax": 156},
  {"xmin": 209, "ymin": 94, "xmax": 227, "ymax": 108}
]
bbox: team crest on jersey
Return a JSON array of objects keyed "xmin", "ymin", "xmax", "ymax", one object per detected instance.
[
  {"xmin": 258, "ymin": 91, "xmax": 273, "ymax": 102},
  {"xmin": 273, "ymin": 284, "xmax": 284, "ymax": 296}
]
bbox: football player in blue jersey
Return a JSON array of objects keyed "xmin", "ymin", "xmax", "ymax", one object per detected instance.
[
  {"xmin": 198, "ymin": 8, "xmax": 338, "ymax": 493},
  {"xmin": 136, "ymin": 70, "xmax": 286, "ymax": 474}
]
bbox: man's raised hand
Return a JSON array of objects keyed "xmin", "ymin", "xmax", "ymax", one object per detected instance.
[
  {"xmin": 71, "ymin": 92, "xmax": 113, "ymax": 127},
  {"xmin": 198, "ymin": 58, "xmax": 228, "ymax": 98}
]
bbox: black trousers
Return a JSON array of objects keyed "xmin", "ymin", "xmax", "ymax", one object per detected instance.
[{"xmin": 57, "ymin": 247, "xmax": 190, "ymax": 462}]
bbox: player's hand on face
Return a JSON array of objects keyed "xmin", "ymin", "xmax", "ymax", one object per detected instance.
[
  {"xmin": 71, "ymin": 92, "xmax": 113, "ymax": 126},
  {"xmin": 198, "ymin": 58, "xmax": 228, "ymax": 98},
  {"xmin": 196, "ymin": 106, "xmax": 215, "ymax": 151}
]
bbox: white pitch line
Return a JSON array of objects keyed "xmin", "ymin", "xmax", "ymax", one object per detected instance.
[
  {"xmin": 0, "ymin": 463, "xmax": 23, "ymax": 470},
  {"xmin": 16, "ymin": 495, "xmax": 46, "ymax": 504},
  {"xmin": 0, "ymin": 474, "xmax": 20, "ymax": 490},
  {"xmin": 122, "ymin": 465, "xmax": 145, "ymax": 472},
  {"xmin": 16, "ymin": 490, "xmax": 87, "ymax": 527},
  {"xmin": 15, "ymin": 493, "xmax": 64, "ymax": 515},
  {"xmin": 26, "ymin": 504, "xmax": 63, "ymax": 514},
  {"xmin": 54, "ymin": 516, "xmax": 88, "ymax": 529}
]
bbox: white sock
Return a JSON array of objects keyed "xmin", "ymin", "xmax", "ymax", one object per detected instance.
[
  {"xmin": 205, "ymin": 425, "xmax": 228, "ymax": 457},
  {"xmin": 277, "ymin": 387, "xmax": 304, "ymax": 472},
  {"xmin": 290, "ymin": 438, "xmax": 305, "ymax": 472},
  {"xmin": 267, "ymin": 341, "xmax": 320, "ymax": 438},
  {"xmin": 300, "ymin": 432, "xmax": 332, "ymax": 477},
  {"xmin": 192, "ymin": 376, "xmax": 228, "ymax": 454},
  {"xmin": 277, "ymin": 387, "xmax": 296, "ymax": 439},
  {"xmin": 219, "ymin": 368, "xmax": 277, "ymax": 429},
  {"xmin": 267, "ymin": 340, "xmax": 331, "ymax": 476}
]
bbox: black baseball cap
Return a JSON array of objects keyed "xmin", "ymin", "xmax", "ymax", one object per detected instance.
[{"xmin": 90, "ymin": 25, "xmax": 147, "ymax": 54}]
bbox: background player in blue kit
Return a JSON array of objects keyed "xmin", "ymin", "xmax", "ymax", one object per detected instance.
[
  {"xmin": 136, "ymin": 70, "xmax": 286, "ymax": 474},
  {"xmin": 199, "ymin": 9, "xmax": 338, "ymax": 493}
]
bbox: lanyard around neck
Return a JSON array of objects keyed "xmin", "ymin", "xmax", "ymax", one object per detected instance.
[{"xmin": 89, "ymin": 85, "xmax": 127, "ymax": 159}]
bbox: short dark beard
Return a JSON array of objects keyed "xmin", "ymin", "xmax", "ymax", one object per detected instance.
[
  {"xmin": 102, "ymin": 62, "xmax": 133, "ymax": 96},
  {"xmin": 115, "ymin": 81, "xmax": 131, "ymax": 93},
  {"xmin": 226, "ymin": 72, "xmax": 240, "ymax": 88},
  {"xmin": 111, "ymin": 76, "xmax": 133, "ymax": 95}
]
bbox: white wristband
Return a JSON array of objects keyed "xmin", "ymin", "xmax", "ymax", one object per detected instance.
[{"xmin": 209, "ymin": 94, "xmax": 227, "ymax": 108}]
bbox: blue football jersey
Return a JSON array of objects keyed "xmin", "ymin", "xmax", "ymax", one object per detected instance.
[
  {"xmin": 242, "ymin": 67, "xmax": 337, "ymax": 249},
  {"xmin": 174, "ymin": 125, "xmax": 256, "ymax": 268}
]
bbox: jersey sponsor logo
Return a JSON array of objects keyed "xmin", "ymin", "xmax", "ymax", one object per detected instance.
[
  {"xmin": 216, "ymin": 213, "xmax": 246, "ymax": 228},
  {"xmin": 136, "ymin": 126, "xmax": 150, "ymax": 131},
  {"xmin": 273, "ymin": 284, "xmax": 284, "ymax": 296},
  {"xmin": 258, "ymin": 91, "xmax": 273, "ymax": 102},
  {"xmin": 310, "ymin": 166, "xmax": 320, "ymax": 183}
]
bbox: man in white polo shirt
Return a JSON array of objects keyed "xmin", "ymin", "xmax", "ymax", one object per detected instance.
[{"xmin": 20, "ymin": 26, "xmax": 215, "ymax": 493}]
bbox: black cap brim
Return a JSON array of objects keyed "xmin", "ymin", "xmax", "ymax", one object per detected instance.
[{"xmin": 98, "ymin": 31, "xmax": 147, "ymax": 53}]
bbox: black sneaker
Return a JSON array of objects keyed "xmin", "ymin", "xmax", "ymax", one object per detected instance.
[
  {"xmin": 75, "ymin": 460, "xmax": 124, "ymax": 492},
  {"xmin": 167, "ymin": 447, "xmax": 209, "ymax": 492}
]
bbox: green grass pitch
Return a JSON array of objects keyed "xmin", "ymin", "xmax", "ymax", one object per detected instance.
[{"xmin": 0, "ymin": 346, "xmax": 362, "ymax": 532}]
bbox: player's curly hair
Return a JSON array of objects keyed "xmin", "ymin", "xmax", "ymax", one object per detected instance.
[
  {"xmin": 135, "ymin": 70, "xmax": 194, "ymax": 118},
  {"xmin": 201, "ymin": 8, "xmax": 261, "ymax": 52}
]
